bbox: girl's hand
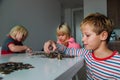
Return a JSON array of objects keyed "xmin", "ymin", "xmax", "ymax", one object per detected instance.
[{"xmin": 26, "ymin": 47, "xmax": 32, "ymax": 53}]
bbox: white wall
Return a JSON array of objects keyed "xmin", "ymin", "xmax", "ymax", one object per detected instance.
[
  {"xmin": 0, "ymin": 0, "xmax": 61, "ymax": 50},
  {"xmin": 84, "ymin": 0, "xmax": 107, "ymax": 17},
  {"xmin": 64, "ymin": 8, "xmax": 84, "ymax": 46},
  {"xmin": 64, "ymin": 8, "xmax": 72, "ymax": 27}
]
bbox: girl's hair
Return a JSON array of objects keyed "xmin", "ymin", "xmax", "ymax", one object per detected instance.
[
  {"xmin": 56, "ymin": 23, "xmax": 71, "ymax": 37},
  {"xmin": 9, "ymin": 25, "xmax": 28, "ymax": 38},
  {"xmin": 80, "ymin": 13, "xmax": 114, "ymax": 43}
]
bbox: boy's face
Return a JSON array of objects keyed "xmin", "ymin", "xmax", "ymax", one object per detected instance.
[
  {"xmin": 15, "ymin": 32, "xmax": 26, "ymax": 42},
  {"xmin": 81, "ymin": 24, "xmax": 102, "ymax": 50}
]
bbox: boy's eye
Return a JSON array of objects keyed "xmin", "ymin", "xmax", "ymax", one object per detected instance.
[
  {"xmin": 82, "ymin": 34, "xmax": 90, "ymax": 37},
  {"xmin": 86, "ymin": 34, "xmax": 90, "ymax": 37}
]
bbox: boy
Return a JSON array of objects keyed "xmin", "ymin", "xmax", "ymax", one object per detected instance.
[{"xmin": 44, "ymin": 13, "xmax": 120, "ymax": 79}]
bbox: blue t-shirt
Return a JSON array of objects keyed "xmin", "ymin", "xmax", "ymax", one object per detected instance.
[{"xmin": 1, "ymin": 35, "xmax": 23, "ymax": 54}]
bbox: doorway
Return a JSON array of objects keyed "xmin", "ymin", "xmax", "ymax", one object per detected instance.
[{"xmin": 72, "ymin": 8, "xmax": 83, "ymax": 46}]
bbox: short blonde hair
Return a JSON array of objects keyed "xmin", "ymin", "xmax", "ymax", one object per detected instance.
[
  {"xmin": 80, "ymin": 13, "xmax": 114, "ymax": 42},
  {"xmin": 56, "ymin": 23, "xmax": 71, "ymax": 37},
  {"xmin": 9, "ymin": 25, "xmax": 28, "ymax": 38}
]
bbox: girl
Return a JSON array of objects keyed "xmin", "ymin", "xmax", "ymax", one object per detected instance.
[
  {"xmin": 1, "ymin": 25, "xmax": 31, "ymax": 55},
  {"xmin": 56, "ymin": 23, "xmax": 81, "ymax": 49}
]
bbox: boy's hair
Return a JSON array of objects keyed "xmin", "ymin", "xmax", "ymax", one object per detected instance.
[
  {"xmin": 56, "ymin": 23, "xmax": 71, "ymax": 37},
  {"xmin": 9, "ymin": 25, "xmax": 28, "ymax": 38},
  {"xmin": 80, "ymin": 13, "xmax": 114, "ymax": 43}
]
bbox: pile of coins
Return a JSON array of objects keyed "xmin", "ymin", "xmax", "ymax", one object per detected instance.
[
  {"xmin": 31, "ymin": 51, "xmax": 75, "ymax": 60},
  {"xmin": 0, "ymin": 62, "xmax": 34, "ymax": 74}
]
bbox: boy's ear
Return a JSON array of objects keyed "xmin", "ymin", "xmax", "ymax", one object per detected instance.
[{"xmin": 100, "ymin": 31, "xmax": 108, "ymax": 40}]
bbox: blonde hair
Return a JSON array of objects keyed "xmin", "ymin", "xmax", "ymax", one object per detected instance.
[
  {"xmin": 80, "ymin": 13, "xmax": 114, "ymax": 42},
  {"xmin": 9, "ymin": 25, "xmax": 28, "ymax": 38},
  {"xmin": 56, "ymin": 23, "xmax": 71, "ymax": 37}
]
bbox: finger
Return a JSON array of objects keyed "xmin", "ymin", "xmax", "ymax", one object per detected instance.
[
  {"xmin": 52, "ymin": 43, "xmax": 57, "ymax": 51},
  {"xmin": 44, "ymin": 42, "xmax": 50, "ymax": 54}
]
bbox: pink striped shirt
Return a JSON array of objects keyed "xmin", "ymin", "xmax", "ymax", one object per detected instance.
[{"xmin": 57, "ymin": 44, "xmax": 120, "ymax": 79}]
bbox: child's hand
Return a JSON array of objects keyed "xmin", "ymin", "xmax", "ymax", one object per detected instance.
[
  {"xmin": 25, "ymin": 47, "xmax": 33, "ymax": 56},
  {"xmin": 44, "ymin": 40, "xmax": 57, "ymax": 54},
  {"xmin": 26, "ymin": 48, "xmax": 32, "ymax": 53}
]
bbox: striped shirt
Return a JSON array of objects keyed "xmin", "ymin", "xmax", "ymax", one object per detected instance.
[{"xmin": 57, "ymin": 44, "xmax": 120, "ymax": 80}]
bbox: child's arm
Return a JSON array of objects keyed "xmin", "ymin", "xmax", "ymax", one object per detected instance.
[
  {"xmin": 57, "ymin": 44, "xmax": 88, "ymax": 57},
  {"xmin": 8, "ymin": 43, "xmax": 31, "ymax": 53},
  {"xmin": 44, "ymin": 40, "xmax": 89, "ymax": 57}
]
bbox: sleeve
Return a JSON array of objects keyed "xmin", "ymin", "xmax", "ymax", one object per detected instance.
[
  {"xmin": 56, "ymin": 43, "xmax": 89, "ymax": 57},
  {"xmin": 2, "ymin": 37, "xmax": 14, "ymax": 50}
]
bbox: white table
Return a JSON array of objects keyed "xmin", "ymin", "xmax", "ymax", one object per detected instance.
[{"xmin": 0, "ymin": 53, "xmax": 84, "ymax": 80}]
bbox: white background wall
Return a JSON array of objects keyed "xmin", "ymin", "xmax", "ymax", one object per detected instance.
[
  {"xmin": 0, "ymin": 0, "xmax": 61, "ymax": 50},
  {"xmin": 84, "ymin": 0, "xmax": 107, "ymax": 17}
]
